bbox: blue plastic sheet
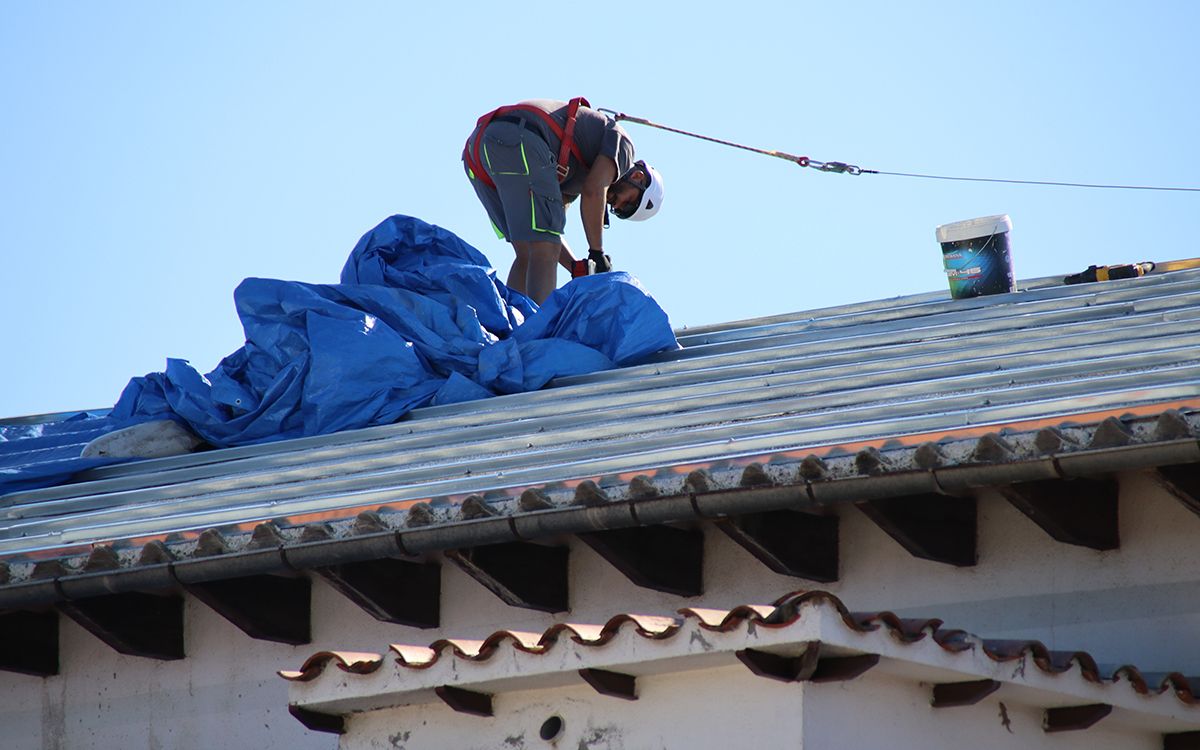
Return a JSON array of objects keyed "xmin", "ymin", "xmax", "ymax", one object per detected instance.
[
  {"xmin": 0, "ymin": 215, "xmax": 679, "ymax": 496},
  {"xmin": 0, "ymin": 413, "xmax": 125, "ymax": 494}
]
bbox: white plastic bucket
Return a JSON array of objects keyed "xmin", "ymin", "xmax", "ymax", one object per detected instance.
[{"xmin": 935, "ymin": 214, "xmax": 1015, "ymax": 299}]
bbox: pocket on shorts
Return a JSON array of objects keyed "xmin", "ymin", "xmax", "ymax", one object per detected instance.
[
  {"xmin": 530, "ymin": 187, "xmax": 566, "ymax": 236},
  {"xmin": 482, "ymin": 134, "xmax": 531, "ymax": 176}
]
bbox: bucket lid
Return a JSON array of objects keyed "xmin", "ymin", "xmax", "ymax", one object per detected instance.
[{"xmin": 936, "ymin": 214, "xmax": 1012, "ymax": 244}]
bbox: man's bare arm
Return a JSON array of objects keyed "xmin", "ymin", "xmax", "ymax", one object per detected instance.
[{"xmin": 579, "ymin": 155, "xmax": 617, "ymax": 253}]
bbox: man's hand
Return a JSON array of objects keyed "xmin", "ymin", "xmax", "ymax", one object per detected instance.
[
  {"xmin": 570, "ymin": 249, "xmax": 615, "ymax": 278},
  {"xmin": 588, "ymin": 249, "xmax": 613, "ymax": 273}
]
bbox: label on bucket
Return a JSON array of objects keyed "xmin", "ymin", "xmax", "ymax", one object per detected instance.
[{"xmin": 940, "ymin": 231, "xmax": 1014, "ymax": 299}]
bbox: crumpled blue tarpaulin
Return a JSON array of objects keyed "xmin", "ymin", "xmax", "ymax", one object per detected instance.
[
  {"xmin": 0, "ymin": 215, "xmax": 678, "ymax": 495},
  {"xmin": 0, "ymin": 413, "xmax": 127, "ymax": 494}
]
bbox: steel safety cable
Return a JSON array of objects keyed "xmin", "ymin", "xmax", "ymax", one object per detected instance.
[
  {"xmin": 865, "ymin": 170, "xmax": 1200, "ymax": 192},
  {"xmin": 601, "ymin": 108, "xmax": 1200, "ymax": 193}
]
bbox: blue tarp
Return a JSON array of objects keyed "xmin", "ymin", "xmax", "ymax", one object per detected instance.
[{"xmin": 0, "ymin": 215, "xmax": 679, "ymax": 496}]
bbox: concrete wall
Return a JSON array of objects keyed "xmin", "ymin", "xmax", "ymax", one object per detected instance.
[
  {"xmin": 341, "ymin": 665, "xmax": 802, "ymax": 750},
  {"xmin": 801, "ymin": 669, "xmax": 1159, "ymax": 750},
  {"xmin": 338, "ymin": 664, "xmax": 1162, "ymax": 750},
  {"xmin": 0, "ymin": 595, "xmax": 321, "ymax": 750},
  {"xmin": 2, "ymin": 467, "xmax": 1200, "ymax": 748}
]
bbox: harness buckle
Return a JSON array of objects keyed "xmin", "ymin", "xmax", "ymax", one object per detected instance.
[{"xmin": 556, "ymin": 162, "xmax": 570, "ymax": 181}]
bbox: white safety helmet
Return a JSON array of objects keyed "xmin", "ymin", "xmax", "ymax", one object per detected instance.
[{"xmin": 613, "ymin": 160, "xmax": 664, "ymax": 221}]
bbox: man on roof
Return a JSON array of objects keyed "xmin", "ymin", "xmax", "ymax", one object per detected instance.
[{"xmin": 463, "ymin": 97, "xmax": 664, "ymax": 304}]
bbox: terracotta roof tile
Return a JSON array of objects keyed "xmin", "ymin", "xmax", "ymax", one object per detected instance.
[
  {"xmin": 279, "ymin": 650, "xmax": 384, "ymax": 681},
  {"xmin": 680, "ymin": 605, "xmax": 775, "ymax": 629},
  {"xmin": 1118, "ymin": 671, "xmax": 1200, "ymax": 703},
  {"xmin": 281, "ymin": 589, "xmax": 1200, "ymax": 712},
  {"xmin": 390, "ymin": 644, "xmax": 437, "ymax": 668}
]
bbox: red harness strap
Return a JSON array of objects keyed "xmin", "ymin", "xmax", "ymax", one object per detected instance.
[{"xmin": 464, "ymin": 97, "xmax": 591, "ymax": 190}]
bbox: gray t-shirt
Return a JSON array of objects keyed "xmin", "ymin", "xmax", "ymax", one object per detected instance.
[{"xmin": 514, "ymin": 99, "xmax": 636, "ymax": 198}]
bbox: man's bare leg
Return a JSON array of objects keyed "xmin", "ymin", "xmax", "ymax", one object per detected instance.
[
  {"xmin": 511, "ymin": 240, "xmax": 561, "ymax": 303},
  {"xmin": 507, "ymin": 245, "xmax": 529, "ymax": 293}
]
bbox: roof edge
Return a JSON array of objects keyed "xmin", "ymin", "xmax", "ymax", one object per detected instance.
[{"xmin": 3, "ymin": 437, "xmax": 1197, "ymax": 611}]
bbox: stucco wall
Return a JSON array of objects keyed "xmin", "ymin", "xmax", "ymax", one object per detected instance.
[
  {"xmin": 800, "ymin": 669, "xmax": 1159, "ymax": 750},
  {"xmin": 2, "ymin": 468, "xmax": 1199, "ymax": 748},
  {"xmin": 336, "ymin": 663, "xmax": 1162, "ymax": 750},
  {"xmin": 340, "ymin": 665, "xmax": 803, "ymax": 750}
]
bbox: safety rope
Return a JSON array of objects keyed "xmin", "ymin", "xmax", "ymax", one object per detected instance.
[
  {"xmin": 859, "ymin": 170, "xmax": 1200, "ymax": 192},
  {"xmin": 600, "ymin": 108, "xmax": 1200, "ymax": 193}
]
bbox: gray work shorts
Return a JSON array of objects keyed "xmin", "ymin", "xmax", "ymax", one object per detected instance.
[{"xmin": 464, "ymin": 120, "xmax": 566, "ymax": 243}]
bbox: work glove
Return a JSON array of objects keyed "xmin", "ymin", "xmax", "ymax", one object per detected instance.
[
  {"xmin": 570, "ymin": 249, "xmax": 615, "ymax": 278},
  {"xmin": 588, "ymin": 249, "xmax": 613, "ymax": 273}
]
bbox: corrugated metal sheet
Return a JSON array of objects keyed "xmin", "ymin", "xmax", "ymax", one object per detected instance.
[{"xmin": 5, "ymin": 270, "xmax": 1200, "ymax": 558}]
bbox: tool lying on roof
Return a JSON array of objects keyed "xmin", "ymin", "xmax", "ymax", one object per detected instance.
[
  {"xmin": 1064, "ymin": 258, "xmax": 1200, "ymax": 285},
  {"xmin": 1064, "ymin": 263, "xmax": 1155, "ymax": 284}
]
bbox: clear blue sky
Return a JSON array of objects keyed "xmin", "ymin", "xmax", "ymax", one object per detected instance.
[{"xmin": 2, "ymin": 2, "xmax": 1197, "ymax": 418}]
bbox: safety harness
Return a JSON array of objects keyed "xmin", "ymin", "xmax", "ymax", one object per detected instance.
[{"xmin": 464, "ymin": 97, "xmax": 591, "ymax": 189}]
